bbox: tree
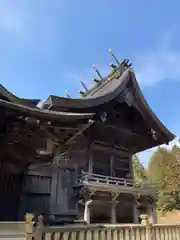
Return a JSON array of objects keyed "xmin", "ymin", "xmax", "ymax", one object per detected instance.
[
  {"xmin": 132, "ymin": 155, "xmax": 148, "ymax": 185},
  {"xmin": 148, "ymin": 146, "xmax": 180, "ymax": 212},
  {"xmin": 148, "ymin": 148, "xmax": 168, "ymax": 189}
]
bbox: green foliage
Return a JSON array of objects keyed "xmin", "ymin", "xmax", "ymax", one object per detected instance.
[
  {"xmin": 156, "ymin": 190, "xmax": 176, "ymax": 212},
  {"xmin": 132, "ymin": 155, "xmax": 148, "ymax": 185},
  {"xmin": 133, "ymin": 143, "xmax": 180, "ymax": 213},
  {"xmin": 148, "ymin": 148, "xmax": 170, "ymax": 188},
  {"xmin": 148, "ymin": 145, "xmax": 180, "ymax": 212}
]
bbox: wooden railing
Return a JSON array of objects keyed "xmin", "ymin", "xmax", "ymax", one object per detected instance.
[
  {"xmin": 76, "ymin": 172, "xmax": 134, "ymax": 186},
  {"xmin": 40, "ymin": 224, "xmax": 180, "ymax": 240},
  {"xmin": 1, "ymin": 214, "xmax": 180, "ymax": 239},
  {"xmin": 76, "ymin": 172, "xmax": 154, "ymax": 191}
]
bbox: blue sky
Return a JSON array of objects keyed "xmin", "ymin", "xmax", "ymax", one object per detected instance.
[{"xmin": 0, "ymin": 0, "xmax": 180, "ymax": 165}]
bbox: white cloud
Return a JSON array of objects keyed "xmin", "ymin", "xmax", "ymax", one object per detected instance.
[
  {"xmin": 1, "ymin": 2, "xmax": 179, "ymax": 89},
  {"xmin": 67, "ymin": 31, "xmax": 180, "ymax": 91},
  {"xmin": 134, "ymin": 34, "xmax": 180, "ymax": 87},
  {"xmin": 134, "ymin": 31, "xmax": 180, "ymax": 165}
]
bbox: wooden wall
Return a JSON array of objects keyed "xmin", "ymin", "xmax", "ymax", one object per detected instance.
[
  {"xmin": 18, "ymin": 163, "xmax": 51, "ymax": 220},
  {"xmin": 19, "ymin": 162, "xmax": 78, "ymax": 222},
  {"xmin": 18, "ymin": 142, "xmax": 133, "ymax": 222},
  {"xmin": 0, "ymin": 166, "xmax": 22, "ymax": 220},
  {"xmin": 91, "ymin": 145, "xmax": 132, "ymax": 178}
]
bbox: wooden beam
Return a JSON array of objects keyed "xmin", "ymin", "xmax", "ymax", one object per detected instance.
[
  {"xmin": 92, "ymin": 141, "xmax": 130, "ymax": 154},
  {"xmin": 110, "ymin": 109, "xmax": 125, "ymax": 118},
  {"xmin": 63, "ymin": 120, "xmax": 94, "ymax": 145},
  {"xmin": 46, "ymin": 126, "xmax": 79, "ymax": 130},
  {"xmin": 95, "ymin": 121, "xmax": 140, "ymax": 137},
  {"xmin": 23, "ymin": 117, "xmax": 81, "ymax": 130},
  {"xmin": 42, "ymin": 128, "xmax": 60, "ymax": 144}
]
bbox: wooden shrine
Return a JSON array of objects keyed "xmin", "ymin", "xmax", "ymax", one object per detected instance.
[{"xmin": 0, "ymin": 51, "xmax": 175, "ymax": 224}]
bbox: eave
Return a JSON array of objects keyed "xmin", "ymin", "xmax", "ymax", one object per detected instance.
[
  {"xmin": 0, "ymin": 63, "xmax": 175, "ymax": 152},
  {"xmin": 130, "ymin": 71, "xmax": 175, "ymax": 146},
  {"xmin": 41, "ymin": 68, "xmax": 175, "ymax": 146},
  {"xmin": 0, "ymin": 98, "xmax": 95, "ymax": 122}
]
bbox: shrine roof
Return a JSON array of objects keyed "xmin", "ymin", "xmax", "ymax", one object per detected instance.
[
  {"xmin": 0, "ymin": 59, "xmax": 175, "ymax": 147},
  {"xmin": 0, "ymin": 98, "xmax": 95, "ymax": 121}
]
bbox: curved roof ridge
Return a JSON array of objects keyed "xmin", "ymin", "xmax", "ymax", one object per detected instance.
[
  {"xmin": 129, "ymin": 70, "xmax": 175, "ymax": 142},
  {"xmin": 0, "ymin": 67, "xmax": 175, "ymax": 144},
  {"xmin": 45, "ymin": 68, "xmax": 175, "ymax": 143},
  {"xmin": 44, "ymin": 69, "xmax": 131, "ymax": 108},
  {"xmin": 0, "ymin": 98, "xmax": 95, "ymax": 121},
  {"xmin": 0, "ymin": 84, "xmax": 22, "ymax": 103},
  {"xmin": 0, "ymin": 84, "xmax": 40, "ymax": 107}
]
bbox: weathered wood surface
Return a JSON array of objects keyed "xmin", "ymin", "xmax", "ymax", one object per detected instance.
[
  {"xmin": 39, "ymin": 224, "xmax": 180, "ymax": 240},
  {"xmin": 0, "ymin": 214, "xmax": 180, "ymax": 239},
  {"xmin": 0, "ymin": 221, "xmax": 25, "ymax": 239}
]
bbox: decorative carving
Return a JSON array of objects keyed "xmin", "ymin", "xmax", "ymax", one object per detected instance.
[
  {"xmin": 133, "ymin": 194, "xmax": 141, "ymax": 206},
  {"xmin": 74, "ymin": 186, "xmax": 92, "ymax": 205},
  {"xmin": 100, "ymin": 112, "xmax": 108, "ymax": 122},
  {"xmin": 147, "ymin": 195, "xmax": 155, "ymax": 205},
  {"xmin": 151, "ymin": 128, "xmax": 157, "ymax": 140},
  {"xmin": 140, "ymin": 214, "xmax": 151, "ymax": 226},
  {"xmin": 25, "ymin": 213, "xmax": 35, "ymax": 234},
  {"xmin": 112, "ymin": 192, "xmax": 120, "ymax": 201},
  {"xmin": 122, "ymin": 88, "xmax": 134, "ymax": 107}
]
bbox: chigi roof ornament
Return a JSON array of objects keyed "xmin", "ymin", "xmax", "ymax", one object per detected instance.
[
  {"xmin": 109, "ymin": 49, "xmax": 132, "ymax": 68},
  {"xmin": 109, "ymin": 63, "xmax": 116, "ymax": 69},
  {"xmin": 79, "ymin": 90, "xmax": 86, "ymax": 97},
  {"xmin": 65, "ymin": 90, "xmax": 71, "ymax": 98},
  {"xmin": 109, "ymin": 49, "xmax": 120, "ymax": 65},
  {"xmin": 92, "ymin": 77, "xmax": 100, "ymax": 84},
  {"xmin": 121, "ymin": 59, "xmax": 132, "ymax": 68},
  {"xmin": 92, "ymin": 64, "xmax": 103, "ymax": 80},
  {"xmin": 80, "ymin": 81, "xmax": 88, "ymax": 92}
]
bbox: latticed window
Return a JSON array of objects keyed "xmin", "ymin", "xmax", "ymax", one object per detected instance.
[
  {"xmin": 92, "ymin": 150, "xmax": 110, "ymax": 176},
  {"xmin": 56, "ymin": 155, "xmax": 70, "ymax": 166},
  {"xmin": 114, "ymin": 155, "xmax": 130, "ymax": 178},
  {"xmin": 37, "ymin": 138, "xmax": 47, "ymax": 150}
]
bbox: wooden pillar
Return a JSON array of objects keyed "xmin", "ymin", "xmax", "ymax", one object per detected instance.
[
  {"xmin": 152, "ymin": 203, "xmax": 158, "ymax": 224},
  {"xmin": 148, "ymin": 203, "xmax": 157, "ymax": 224},
  {"xmin": 84, "ymin": 200, "xmax": 92, "ymax": 224},
  {"xmin": 50, "ymin": 164, "xmax": 59, "ymax": 214},
  {"xmin": 111, "ymin": 200, "xmax": 117, "ymax": 224},
  {"xmin": 87, "ymin": 138, "xmax": 93, "ymax": 173},
  {"xmin": 88, "ymin": 156, "xmax": 93, "ymax": 173},
  {"xmin": 46, "ymin": 138, "xmax": 54, "ymax": 153},
  {"xmin": 152, "ymin": 204, "xmax": 157, "ymax": 224},
  {"xmin": 110, "ymin": 155, "xmax": 114, "ymax": 177},
  {"xmin": 133, "ymin": 201, "xmax": 139, "ymax": 224},
  {"xmin": 129, "ymin": 155, "xmax": 134, "ymax": 179}
]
